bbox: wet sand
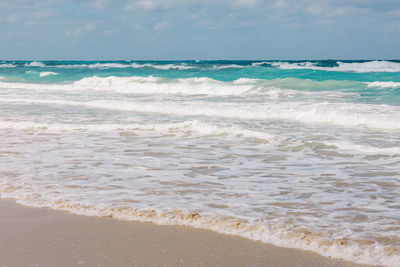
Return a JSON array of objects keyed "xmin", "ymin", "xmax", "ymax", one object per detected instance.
[{"xmin": 0, "ymin": 199, "xmax": 369, "ymax": 267}]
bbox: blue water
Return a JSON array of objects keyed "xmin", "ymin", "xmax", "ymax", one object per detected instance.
[{"xmin": 2, "ymin": 60, "xmax": 400, "ymax": 106}]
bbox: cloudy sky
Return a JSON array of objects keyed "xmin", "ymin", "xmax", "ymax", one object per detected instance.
[{"xmin": 0, "ymin": 0, "xmax": 399, "ymax": 60}]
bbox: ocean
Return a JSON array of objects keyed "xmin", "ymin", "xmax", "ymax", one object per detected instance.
[{"xmin": 0, "ymin": 60, "xmax": 399, "ymax": 266}]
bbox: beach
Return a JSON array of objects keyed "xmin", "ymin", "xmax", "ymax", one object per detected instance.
[{"xmin": 0, "ymin": 199, "xmax": 368, "ymax": 267}]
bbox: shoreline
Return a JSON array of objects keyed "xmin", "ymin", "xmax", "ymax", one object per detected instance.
[{"xmin": 0, "ymin": 199, "xmax": 369, "ymax": 267}]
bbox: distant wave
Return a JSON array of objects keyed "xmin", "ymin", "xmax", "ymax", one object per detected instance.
[
  {"xmin": 5, "ymin": 60, "xmax": 400, "ymax": 73},
  {"xmin": 211, "ymin": 64, "xmax": 247, "ymax": 69},
  {"xmin": 367, "ymin": 81, "xmax": 400, "ymax": 88},
  {"xmin": 53, "ymin": 63, "xmax": 131, "ymax": 69},
  {"xmin": 269, "ymin": 60, "xmax": 400, "ymax": 73},
  {"xmin": 0, "ymin": 64, "xmax": 17, "ymax": 68},
  {"xmin": 39, "ymin": 71, "xmax": 58, "ymax": 77},
  {"xmin": 24, "ymin": 61, "xmax": 46, "ymax": 67},
  {"xmin": 51, "ymin": 62, "xmax": 196, "ymax": 70},
  {"xmin": 25, "ymin": 71, "xmax": 59, "ymax": 77},
  {"xmin": 131, "ymin": 63, "xmax": 195, "ymax": 70},
  {"xmin": 0, "ymin": 76, "xmax": 362, "ymax": 98}
]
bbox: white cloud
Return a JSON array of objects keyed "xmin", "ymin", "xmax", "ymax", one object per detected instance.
[
  {"xmin": 67, "ymin": 22, "xmax": 96, "ymax": 37},
  {"xmin": 5, "ymin": 10, "xmax": 55, "ymax": 26}
]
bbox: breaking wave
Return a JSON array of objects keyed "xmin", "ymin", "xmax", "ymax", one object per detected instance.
[
  {"xmin": 0, "ymin": 64, "xmax": 16, "ymax": 68},
  {"xmin": 39, "ymin": 71, "xmax": 58, "ymax": 77},
  {"xmin": 269, "ymin": 60, "xmax": 400, "ymax": 73},
  {"xmin": 367, "ymin": 81, "xmax": 400, "ymax": 88},
  {"xmin": 24, "ymin": 61, "xmax": 46, "ymax": 67},
  {"xmin": 0, "ymin": 76, "xmax": 363, "ymax": 97},
  {"xmin": 0, "ymin": 119, "xmax": 277, "ymax": 142},
  {"xmin": 2, "ymin": 96, "xmax": 400, "ymax": 130}
]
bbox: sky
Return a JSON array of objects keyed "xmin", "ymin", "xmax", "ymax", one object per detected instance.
[{"xmin": 0, "ymin": 0, "xmax": 399, "ymax": 60}]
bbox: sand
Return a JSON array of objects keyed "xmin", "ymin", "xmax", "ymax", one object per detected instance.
[{"xmin": 0, "ymin": 199, "xmax": 369, "ymax": 267}]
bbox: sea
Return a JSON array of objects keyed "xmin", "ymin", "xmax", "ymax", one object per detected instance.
[{"xmin": 0, "ymin": 60, "xmax": 399, "ymax": 266}]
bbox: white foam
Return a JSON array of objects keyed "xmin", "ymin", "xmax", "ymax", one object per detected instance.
[
  {"xmin": 2, "ymin": 96, "xmax": 399, "ymax": 130},
  {"xmin": 0, "ymin": 64, "xmax": 16, "ymax": 68},
  {"xmin": 131, "ymin": 63, "xmax": 195, "ymax": 70},
  {"xmin": 367, "ymin": 81, "xmax": 400, "ymax": 88},
  {"xmin": 270, "ymin": 60, "xmax": 400, "ymax": 73},
  {"xmin": 39, "ymin": 71, "xmax": 58, "ymax": 77},
  {"xmin": 0, "ymin": 196, "xmax": 397, "ymax": 267},
  {"xmin": 0, "ymin": 76, "xmax": 362, "ymax": 99},
  {"xmin": 92, "ymin": 101, "xmax": 400, "ymax": 130},
  {"xmin": 24, "ymin": 61, "xmax": 46, "ymax": 67},
  {"xmin": 324, "ymin": 141, "xmax": 400, "ymax": 156},
  {"xmin": 88, "ymin": 63, "xmax": 132, "ymax": 69},
  {"xmin": 251, "ymin": 61, "xmax": 269, "ymax": 67},
  {"xmin": 54, "ymin": 63, "xmax": 132, "ymax": 69},
  {"xmin": 0, "ymin": 76, "xmax": 254, "ymax": 96},
  {"xmin": 52, "ymin": 62, "xmax": 196, "ymax": 70},
  {"xmin": 0, "ymin": 119, "xmax": 276, "ymax": 142},
  {"xmin": 211, "ymin": 64, "xmax": 247, "ymax": 69}
]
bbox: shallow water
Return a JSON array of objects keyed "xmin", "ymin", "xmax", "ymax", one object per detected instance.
[{"xmin": 0, "ymin": 60, "xmax": 399, "ymax": 266}]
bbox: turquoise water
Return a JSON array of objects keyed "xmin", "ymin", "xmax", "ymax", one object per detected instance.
[
  {"xmin": 2, "ymin": 60, "xmax": 400, "ymax": 105},
  {"xmin": 0, "ymin": 60, "xmax": 400, "ymax": 266}
]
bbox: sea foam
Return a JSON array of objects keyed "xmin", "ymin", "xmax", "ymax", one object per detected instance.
[
  {"xmin": 24, "ymin": 61, "xmax": 46, "ymax": 67},
  {"xmin": 270, "ymin": 60, "xmax": 400, "ymax": 73}
]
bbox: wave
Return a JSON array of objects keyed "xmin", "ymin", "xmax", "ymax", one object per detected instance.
[
  {"xmin": 58, "ymin": 63, "xmax": 134, "ymax": 69},
  {"xmin": 0, "ymin": 119, "xmax": 276, "ymax": 142},
  {"xmin": 75, "ymin": 100, "xmax": 400, "ymax": 130},
  {"xmin": 211, "ymin": 64, "xmax": 247, "ymax": 69},
  {"xmin": 367, "ymin": 81, "xmax": 400, "ymax": 88},
  {"xmin": 0, "ymin": 194, "xmax": 397, "ymax": 266},
  {"xmin": 52, "ymin": 63, "xmax": 196, "ymax": 70},
  {"xmin": 2, "ymin": 96, "xmax": 400, "ymax": 130},
  {"xmin": 39, "ymin": 71, "xmax": 58, "ymax": 77},
  {"xmin": 24, "ymin": 71, "xmax": 59, "ymax": 77},
  {"xmin": 0, "ymin": 64, "xmax": 17, "ymax": 68},
  {"xmin": 24, "ymin": 61, "xmax": 46, "ymax": 67},
  {"xmin": 269, "ymin": 60, "xmax": 400, "ymax": 73},
  {"xmin": 3, "ymin": 116, "xmax": 399, "ymax": 156},
  {"xmin": 131, "ymin": 63, "xmax": 195, "ymax": 70},
  {"xmin": 251, "ymin": 61, "xmax": 270, "ymax": 67},
  {"xmin": 0, "ymin": 76, "xmax": 362, "ymax": 98},
  {"xmin": 87, "ymin": 63, "xmax": 132, "ymax": 69},
  {"xmin": 323, "ymin": 141, "xmax": 400, "ymax": 156}
]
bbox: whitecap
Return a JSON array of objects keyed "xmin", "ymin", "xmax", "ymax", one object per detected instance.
[
  {"xmin": 270, "ymin": 60, "xmax": 400, "ymax": 73},
  {"xmin": 0, "ymin": 64, "xmax": 17, "ymax": 68},
  {"xmin": 39, "ymin": 71, "xmax": 58, "ymax": 77},
  {"xmin": 24, "ymin": 61, "xmax": 46, "ymax": 67},
  {"xmin": 131, "ymin": 63, "xmax": 195, "ymax": 70},
  {"xmin": 366, "ymin": 81, "xmax": 400, "ymax": 88}
]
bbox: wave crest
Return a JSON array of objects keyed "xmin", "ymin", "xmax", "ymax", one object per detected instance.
[{"xmin": 270, "ymin": 60, "xmax": 400, "ymax": 73}]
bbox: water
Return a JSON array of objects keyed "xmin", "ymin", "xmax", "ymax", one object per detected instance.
[{"xmin": 0, "ymin": 60, "xmax": 399, "ymax": 266}]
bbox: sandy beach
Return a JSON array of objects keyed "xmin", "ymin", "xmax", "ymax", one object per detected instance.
[{"xmin": 0, "ymin": 199, "xmax": 369, "ymax": 267}]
